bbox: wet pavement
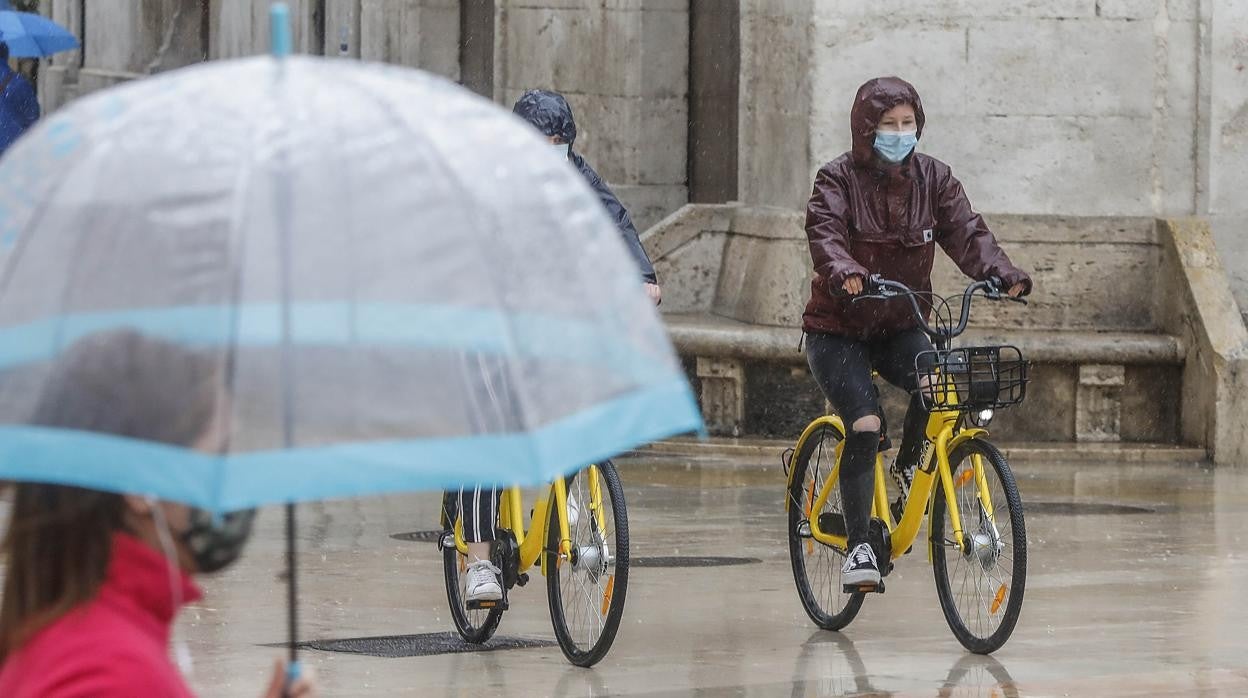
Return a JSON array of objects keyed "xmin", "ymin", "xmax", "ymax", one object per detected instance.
[{"xmin": 179, "ymin": 449, "xmax": 1248, "ymax": 697}]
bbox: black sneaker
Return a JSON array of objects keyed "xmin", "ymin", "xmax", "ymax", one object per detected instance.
[{"xmin": 841, "ymin": 542, "xmax": 881, "ymax": 586}]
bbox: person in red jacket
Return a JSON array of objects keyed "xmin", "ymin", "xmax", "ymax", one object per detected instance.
[
  {"xmin": 803, "ymin": 77, "xmax": 1031, "ymax": 587},
  {"xmin": 0, "ymin": 331, "xmax": 314, "ymax": 698}
]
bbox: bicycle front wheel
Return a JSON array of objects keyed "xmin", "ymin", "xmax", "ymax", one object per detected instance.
[
  {"xmin": 787, "ymin": 423, "xmax": 865, "ymax": 631},
  {"xmin": 931, "ymin": 439, "xmax": 1026, "ymax": 654},
  {"xmin": 547, "ymin": 460, "xmax": 629, "ymax": 667}
]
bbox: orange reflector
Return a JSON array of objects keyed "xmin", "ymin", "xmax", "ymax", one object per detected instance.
[
  {"xmin": 991, "ymin": 584, "xmax": 1007, "ymax": 614},
  {"xmin": 458, "ymin": 555, "xmax": 466, "ymax": 573},
  {"xmin": 955, "ymin": 469, "xmax": 974, "ymax": 488},
  {"xmin": 806, "ymin": 539, "xmax": 814, "ymax": 556},
  {"xmin": 601, "ymin": 575, "xmax": 616, "ymax": 616}
]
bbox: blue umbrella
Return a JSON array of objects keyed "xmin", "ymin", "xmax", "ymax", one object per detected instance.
[{"xmin": 0, "ymin": 4, "xmax": 79, "ymax": 58}]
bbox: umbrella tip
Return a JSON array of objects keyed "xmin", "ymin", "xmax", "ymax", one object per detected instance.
[{"xmin": 270, "ymin": 2, "xmax": 292, "ymax": 59}]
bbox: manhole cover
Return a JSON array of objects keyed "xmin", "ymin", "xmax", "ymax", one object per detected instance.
[
  {"xmin": 390, "ymin": 530, "xmax": 444, "ymax": 543},
  {"xmin": 292, "ymin": 632, "xmax": 555, "ymax": 658},
  {"xmin": 632, "ymin": 556, "xmax": 761, "ymax": 568},
  {"xmin": 1026, "ymin": 501, "xmax": 1154, "ymax": 515}
]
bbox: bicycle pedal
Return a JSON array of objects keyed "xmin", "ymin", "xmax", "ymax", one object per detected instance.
[
  {"xmin": 842, "ymin": 581, "xmax": 886, "ymax": 594},
  {"xmin": 466, "ymin": 598, "xmax": 508, "ymax": 611}
]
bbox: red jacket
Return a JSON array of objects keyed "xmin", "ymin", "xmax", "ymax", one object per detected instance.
[
  {"xmin": 0, "ymin": 532, "xmax": 202, "ymax": 698},
  {"xmin": 803, "ymin": 77, "xmax": 1030, "ymax": 339}
]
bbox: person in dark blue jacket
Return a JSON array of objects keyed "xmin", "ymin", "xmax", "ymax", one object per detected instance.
[
  {"xmin": 0, "ymin": 43, "xmax": 39, "ymax": 157},
  {"xmin": 449, "ymin": 89, "xmax": 665, "ymax": 606},
  {"xmin": 512, "ymin": 89, "xmax": 661, "ymax": 305}
]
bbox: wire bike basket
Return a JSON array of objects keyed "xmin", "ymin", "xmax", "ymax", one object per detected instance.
[{"xmin": 916, "ymin": 345, "xmax": 1029, "ymax": 412}]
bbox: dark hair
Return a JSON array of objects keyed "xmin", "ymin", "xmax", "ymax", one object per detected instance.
[
  {"xmin": 0, "ymin": 43, "xmax": 8, "ymax": 63},
  {"xmin": 0, "ymin": 330, "xmax": 220, "ymax": 660}
]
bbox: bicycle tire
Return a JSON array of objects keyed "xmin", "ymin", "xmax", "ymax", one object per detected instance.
[
  {"xmin": 547, "ymin": 460, "xmax": 629, "ymax": 667},
  {"xmin": 930, "ymin": 439, "xmax": 1026, "ymax": 654},
  {"xmin": 787, "ymin": 424, "xmax": 865, "ymax": 631},
  {"xmin": 441, "ymin": 494, "xmax": 504, "ymax": 644}
]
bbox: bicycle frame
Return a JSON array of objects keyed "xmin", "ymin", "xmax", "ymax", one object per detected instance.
[
  {"xmin": 449, "ymin": 466, "xmax": 609, "ymax": 576},
  {"xmin": 787, "ymin": 380, "xmax": 996, "ymax": 561}
]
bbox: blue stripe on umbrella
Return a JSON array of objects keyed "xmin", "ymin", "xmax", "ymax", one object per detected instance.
[
  {"xmin": 0, "ymin": 377, "xmax": 701, "ymax": 512},
  {"xmin": 0, "ymin": 301, "xmax": 675, "ymax": 385}
]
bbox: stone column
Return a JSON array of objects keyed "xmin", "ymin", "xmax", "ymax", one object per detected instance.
[
  {"xmin": 359, "ymin": 0, "xmax": 459, "ymax": 79},
  {"xmin": 738, "ymin": 0, "xmax": 812, "ymax": 211},
  {"xmin": 79, "ymin": 0, "xmax": 207, "ymax": 94}
]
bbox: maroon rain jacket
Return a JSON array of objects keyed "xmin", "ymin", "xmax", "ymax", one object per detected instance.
[{"xmin": 803, "ymin": 77, "xmax": 1031, "ymax": 339}]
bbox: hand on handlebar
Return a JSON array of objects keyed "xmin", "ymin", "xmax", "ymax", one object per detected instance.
[{"xmin": 842, "ymin": 275, "xmax": 865, "ymax": 295}]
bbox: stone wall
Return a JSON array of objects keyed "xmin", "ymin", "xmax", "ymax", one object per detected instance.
[{"xmin": 492, "ymin": 0, "xmax": 689, "ymax": 230}]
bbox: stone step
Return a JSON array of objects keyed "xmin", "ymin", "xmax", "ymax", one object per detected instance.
[{"xmin": 629, "ymin": 436, "xmax": 1208, "ymax": 466}]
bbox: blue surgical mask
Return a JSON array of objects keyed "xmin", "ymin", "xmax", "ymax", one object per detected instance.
[
  {"xmin": 874, "ymin": 130, "xmax": 918, "ymax": 163},
  {"xmin": 550, "ymin": 143, "xmax": 570, "ymax": 159}
]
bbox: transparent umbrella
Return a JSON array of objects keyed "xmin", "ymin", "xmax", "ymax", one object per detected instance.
[{"xmin": 0, "ymin": 4, "xmax": 700, "ymax": 668}]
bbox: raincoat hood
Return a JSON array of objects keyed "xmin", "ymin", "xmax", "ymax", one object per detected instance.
[
  {"xmin": 512, "ymin": 89, "xmax": 577, "ymax": 147},
  {"xmin": 850, "ymin": 77, "xmax": 926, "ymax": 168}
]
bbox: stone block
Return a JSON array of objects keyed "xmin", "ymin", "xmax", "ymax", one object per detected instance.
[
  {"xmin": 501, "ymin": 6, "xmax": 685, "ymax": 98},
  {"xmin": 360, "ymin": 0, "xmax": 460, "ymax": 78},
  {"xmin": 1076, "ymin": 364, "xmax": 1126, "ymax": 441},
  {"xmin": 696, "ymin": 357, "xmax": 746, "ymax": 436},
  {"xmin": 1120, "ymin": 365, "xmax": 1181, "ymax": 442},
  {"xmin": 967, "ymin": 363, "xmax": 1076, "ymax": 442},
  {"xmin": 923, "ymin": 115, "xmax": 1154, "ymax": 216},
  {"xmin": 569, "ymin": 95, "xmax": 687, "ymax": 185},
  {"xmin": 931, "ymin": 238, "xmax": 1161, "ymax": 331},
  {"xmin": 650, "ymin": 230, "xmax": 727, "ymax": 314},
  {"xmin": 1156, "ymin": 20, "xmax": 1201, "ymax": 216},
  {"xmin": 1096, "ymin": 0, "xmax": 1160, "ymax": 18},
  {"xmin": 967, "ymin": 19, "xmax": 1154, "ymax": 118},
  {"xmin": 712, "ymin": 235, "xmax": 812, "ymax": 328},
  {"xmin": 615, "ymin": 183, "xmax": 689, "ymax": 234},
  {"xmin": 813, "ymin": 0, "xmax": 1097, "ymax": 20}
]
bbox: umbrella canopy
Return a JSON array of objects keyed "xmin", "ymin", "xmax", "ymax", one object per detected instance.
[
  {"xmin": 0, "ymin": 7, "xmax": 78, "ymax": 58},
  {"xmin": 0, "ymin": 54, "xmax": 702, "ymax": 513}
]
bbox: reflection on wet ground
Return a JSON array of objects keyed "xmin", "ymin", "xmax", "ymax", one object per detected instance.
[{"xmin": 180, "ymin": 452, "xmax": 1248, "ymax": 696}]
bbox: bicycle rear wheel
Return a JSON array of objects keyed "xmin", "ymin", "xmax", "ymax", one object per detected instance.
[
  {"xmin": 787, "ymin": 423, "xmax": 865, "ymax": 631},
  {"xmin": 931, "ymin": 439, "xmax": 1026, "ymax": 654},
  {"xmin": 547, "ymin": 460, "xmax": 629, "ymax": 667},
  {"xmin": 441, "ymin": 493, "xmax": 504, "ymax": 644}
]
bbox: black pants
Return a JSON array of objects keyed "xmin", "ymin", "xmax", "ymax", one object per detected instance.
[
  {"xmin": 806, "ymin": 329, "xmax": 934, "ymax": 549},
  {"xmin": 458, "ymin": 486, "xmax": 500, "ymax": 544}
]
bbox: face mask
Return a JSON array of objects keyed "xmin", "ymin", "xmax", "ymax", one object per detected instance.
[
  {"xmin": 874, "ymin": 130, "xmax": 918, "ymax": 163},
  {"xmin": 550, "ymin": 143, "xmax": 570, "ymax": 159},
  {"xmin": 181, "ymin": 507, "xmax": 257, "ymax": 573}
]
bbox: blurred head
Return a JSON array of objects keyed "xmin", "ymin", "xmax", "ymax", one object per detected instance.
[
  {"xmin": 512, "ymin": 89, "xmax": 577, "ymax": 157},
  {"xmin": 0, "ymin": 330, "xmax": 248, "ymax": 659}
]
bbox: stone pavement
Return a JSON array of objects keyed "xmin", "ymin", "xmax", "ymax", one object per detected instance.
[{"xmin": 180, "ymin": 447, "xmax": 1248, "ymax": 696}]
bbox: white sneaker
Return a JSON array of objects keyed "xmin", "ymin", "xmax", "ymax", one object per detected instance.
[
  {"xmin": 841, "ymin": 543, "xmax": 881, "ymax": 586},
  {"xmin": 464, "ymin": 558, "xmax": 503, "ymax": 603}
]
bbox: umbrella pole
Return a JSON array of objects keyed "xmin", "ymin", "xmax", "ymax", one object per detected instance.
[{"xmin": 286, "ymin": 502, "xmax": 298, "ymax": 667}]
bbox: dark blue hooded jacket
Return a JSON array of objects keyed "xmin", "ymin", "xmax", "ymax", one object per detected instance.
[
  {"xmin": 512, "ymin": 90, "xmax": 657, "ymax": 284},
  {"xmin": 0, "ymin": 58, "xmax": 39, "ymax": 157}
]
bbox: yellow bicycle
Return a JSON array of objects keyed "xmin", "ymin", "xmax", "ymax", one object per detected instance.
[
  {"xmin": 785, "ymin": 277, "xmax": 1029, "ymax": 654},
  {"xmin": 439, "ymin": 461, "xmax": 628, "ymax": 667}
]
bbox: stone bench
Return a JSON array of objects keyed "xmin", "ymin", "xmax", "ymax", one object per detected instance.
[{"xmin": 665, "ymin": 311, "xmax": 1186, "ymax": 442}]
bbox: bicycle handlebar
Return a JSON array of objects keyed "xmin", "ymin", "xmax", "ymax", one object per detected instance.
[{"xmin": 853, "ymin": 275, "xmax": 1027, "ymax": 342}]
